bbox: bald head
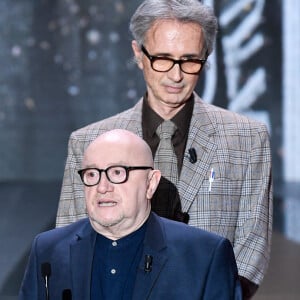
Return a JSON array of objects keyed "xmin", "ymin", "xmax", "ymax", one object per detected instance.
[{"xmin": 83, "ymin": 129, "xmax": 153, "ymax": 168}]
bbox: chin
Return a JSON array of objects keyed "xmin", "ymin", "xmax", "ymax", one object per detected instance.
[
  {"xmin": 165, "ymin": 93, "xmax": 189, "ymax": 103},
  {"xmin": 92, "ymin": 215, "xmax": 123, "ymax": 228}
]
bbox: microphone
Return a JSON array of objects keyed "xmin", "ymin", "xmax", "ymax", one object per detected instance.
[
  {"xmin": 188, "ymin": 148, "xmax": 197, "ymax": 164},
  {"xmin": 144, "ymin": 255, "xmax": 153, "ymax": 272},
  {"xmin": 62, "ymin": 289, "xmax": 72, "ymax": 300},
  {"xmin": 41, "ymin": 262, "xmax": 51, "ymax": 300}
]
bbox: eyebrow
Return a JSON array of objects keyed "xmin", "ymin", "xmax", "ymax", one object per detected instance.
[{"xmin": 152, "ymin": 50, "xmax": 202, "ymax": 59}]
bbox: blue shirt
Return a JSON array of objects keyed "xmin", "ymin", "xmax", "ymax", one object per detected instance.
[{"xmin": 91, "ymin": 222, "xmax": 147, "ymax": 300}]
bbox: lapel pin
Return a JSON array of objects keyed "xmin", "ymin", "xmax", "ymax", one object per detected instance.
[{"xmin": 208, "ymin": 168, "xmax": 215, "ymax": 192}]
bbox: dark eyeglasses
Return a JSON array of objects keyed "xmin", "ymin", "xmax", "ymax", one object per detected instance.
[
  {"xmin": 78, "ymin": 165, "xmax": 153, "ymax": 186},
  {"xmin": 141, "ymin": 45, "xmax": 207, "ymax": 75}
]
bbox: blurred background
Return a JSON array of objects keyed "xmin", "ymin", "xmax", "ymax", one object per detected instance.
[{"xmin": 0, "ymin": 0, "xmax": 299, "ymax": 299}]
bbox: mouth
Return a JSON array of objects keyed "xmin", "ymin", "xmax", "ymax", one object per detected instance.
[
  {"xmin": 97, "ymin": 200, "xmax": 117, "ymax": 207},
  {"xmin": 165, "ymin": 85, "xmax": 183, "ymax": 93}
]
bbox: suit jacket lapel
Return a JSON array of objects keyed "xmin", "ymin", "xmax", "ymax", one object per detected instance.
[
  {"xmin": 114, "ymin": 99, "xmax": 144, "ymax": 137},
  {"xmin": 178, "ymin": 95, "xmax": 217, "ymax": 212},
  {"xmin": 70, "ymin": 221, "xmax": 96, "ymax": 299},
  {"xmin": 132, "ymin": 213, "xmax": 168, "ymax": 300}
]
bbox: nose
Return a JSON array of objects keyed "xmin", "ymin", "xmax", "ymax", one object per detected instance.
[
  {"xmin": 167, "ymin": 62, "xmax": 184, "ymax": 82},
  {"xmin": 96, "ymin": 172, "xmax": 113, "ymax": 193}
]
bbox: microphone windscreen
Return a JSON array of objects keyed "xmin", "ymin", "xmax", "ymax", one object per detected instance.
[
  {"xmin": 144, "ymin": 255, "xmax": 153, "ymax": 272},
  {"xmin": 188, "ymin": 148, "xmax": 197, "ymax": 163},
  {"xmin": 41, "ymin": 262, "xmax": 52, "ymax": 277}
]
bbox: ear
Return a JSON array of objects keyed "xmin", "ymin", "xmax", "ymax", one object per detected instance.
[
  {"xmin": 131, "ymin": 40, "xmax": 144, "ymax": 70},
  {"xmin": 146, "ymin": 169, "xmax": 161, "ymax": 199}
]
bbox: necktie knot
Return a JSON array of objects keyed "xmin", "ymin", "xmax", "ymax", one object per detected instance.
[{"xmin": 156, "ymin": 120, "xmax": 177, "ymax": 140}]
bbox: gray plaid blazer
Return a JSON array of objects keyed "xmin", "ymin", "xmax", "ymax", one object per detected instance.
[{"xmin": 56, "ymin": 92, "xmax": 273, "ymax": 286}]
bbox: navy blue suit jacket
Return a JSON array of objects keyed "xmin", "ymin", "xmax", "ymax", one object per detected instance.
[{"xmin": 19, "ymin": 213, "xmax": 242, "ymax": 299}]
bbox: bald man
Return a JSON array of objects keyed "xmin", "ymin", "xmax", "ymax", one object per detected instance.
[{"xmin": 20, "ymin": 129, "xmax": 242, "ymax": 300}]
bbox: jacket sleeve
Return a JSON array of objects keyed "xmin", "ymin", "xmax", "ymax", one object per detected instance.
[{"xmin": 234, "ymin": 125, "xmax": 273, "ymax": 285}]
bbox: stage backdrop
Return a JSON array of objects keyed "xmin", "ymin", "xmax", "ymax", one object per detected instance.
[{"xmin": 0, "ymin": 0, "xmax": 282, "ymax": 183}]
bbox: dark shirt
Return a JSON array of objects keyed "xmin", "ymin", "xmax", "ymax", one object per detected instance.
[
  {"xmin": 142, "ymin": 93, "xmax": 194, "ymax": 173},
  {"xmin": 142, "ymin": 94, "xmax": 193, "ymax": 224},
  {"xmin": 91, "ymin": 222, "xmax": 147, "ymax": 300}
]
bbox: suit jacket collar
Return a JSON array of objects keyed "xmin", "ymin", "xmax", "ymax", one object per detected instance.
[
  {"xmin": 70, "ymin": 220, "xmax": 96, "ymax": 299},
  {"xmin": 116, "ymin": 100, "xmax": 144, "ymax": 137}
]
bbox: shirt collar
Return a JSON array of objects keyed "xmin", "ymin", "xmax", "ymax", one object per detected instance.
[{"xmin": 142, "ymin": 93, "xmax": 194, "ymax": 138}]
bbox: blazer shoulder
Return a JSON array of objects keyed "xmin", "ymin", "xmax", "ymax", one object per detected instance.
[
  {"xmin": 159, "ymin": 215, "xmax": 226, "ymax": 250},
  {"xmin": 34, "ymin": 218, "xmax": 91, "ymax": 249},
  {"xmin": 71, "ymin": 99, "xmax": 143, "ymax": 138},
  {"xmin": 193, "ymin": 93, "xmax": 269, "ymax": 134}
]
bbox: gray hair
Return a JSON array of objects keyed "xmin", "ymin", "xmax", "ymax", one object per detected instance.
[{"xmin": 129, "ymin": 0, "xmax": 218, "ymax": 55}]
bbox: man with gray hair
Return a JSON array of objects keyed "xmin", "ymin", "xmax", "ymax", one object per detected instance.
[{"xmin": 56, "ymin": 1, "xmax": 273, "ymax": 298}]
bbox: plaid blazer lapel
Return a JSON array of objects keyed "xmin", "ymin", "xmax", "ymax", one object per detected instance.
[
  {"xmin": 178, "ymin": 96, "xmax": 217, "ymax": 212},
  {"xmin": 106, "ymin": 99, "xmax": 144, "ymax": 136},
  {"xmin": 122, "ymin": 99, "xmax": 143, "ymax": 135}
]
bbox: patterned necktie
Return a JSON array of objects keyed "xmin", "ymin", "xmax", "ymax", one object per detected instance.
[{"xmin": 154, "ymin": 120, "xmax": 178, "ymax": 185}]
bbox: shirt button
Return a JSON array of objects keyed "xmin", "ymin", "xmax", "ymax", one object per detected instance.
[
  {"xmin": 112, "ymin": 241, "xmax": 117, "ymax": 246},
  {"xmin": 111, "ymin": 268, "xmax": 116, "ymax": 274}
]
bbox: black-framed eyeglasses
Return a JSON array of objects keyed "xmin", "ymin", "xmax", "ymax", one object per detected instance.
[
  {"xmin": 141, "ymin": 45, "xmax": 207, "ymax": 75},
  {"xmin": 78, "ymin": 165, "xmax": 153, "ymax": 186}
]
